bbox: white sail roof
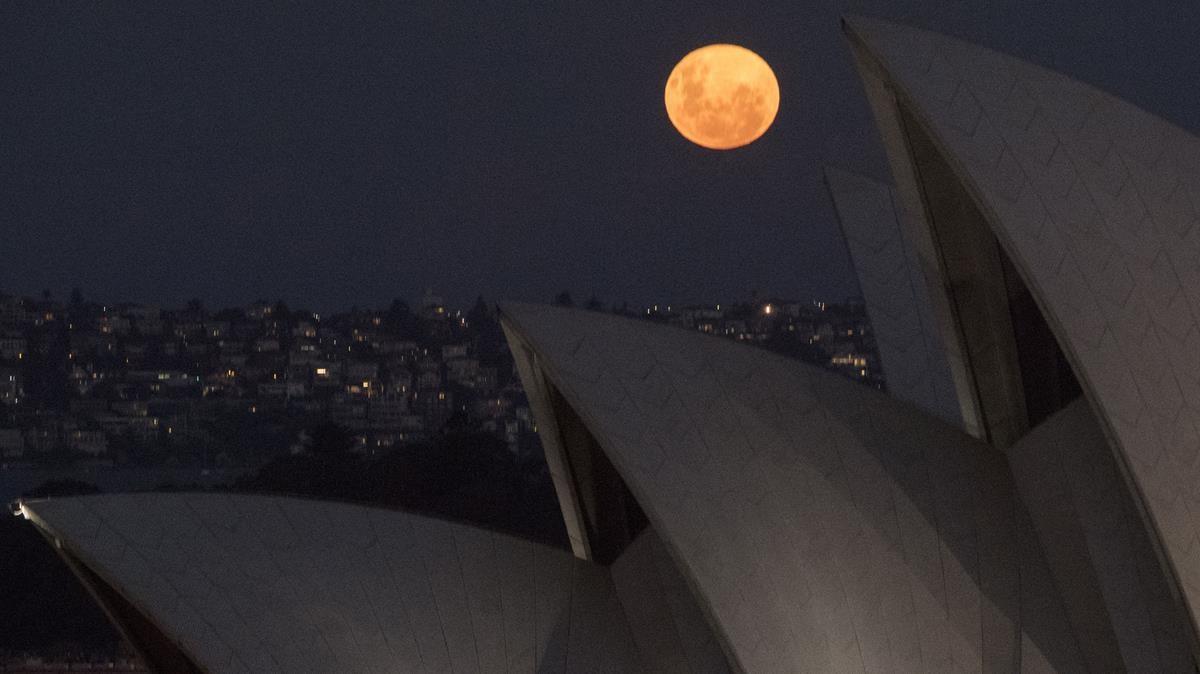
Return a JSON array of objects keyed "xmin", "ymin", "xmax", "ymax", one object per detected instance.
[
  {"xmin": 20, "ymin": 493, "xmax": 644, "ymax": 673},
  {"xmin": 845, "ymin": 14, "xmax": 1200, "ymax": 640},
  {"xmin": 501, "ymin": 302, "xmax": 1083, "ymax": 672}
]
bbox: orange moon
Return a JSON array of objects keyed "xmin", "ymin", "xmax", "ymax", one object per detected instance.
[{"xmin": 664, "ymin": 44, "xmax": 780, "ymax": 150}]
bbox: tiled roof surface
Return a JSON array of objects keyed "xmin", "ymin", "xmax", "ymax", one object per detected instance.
[
  {"xmin": 24, "ymin": 493, "xmax": 643, "ymax": 673},
  {"xmin": 502, "ymin": 302, "xmax": 1082, "ymax": 672},
  {"xmin": 846, "ymin": 14, "xmax": 1200, "ymax": 638}
]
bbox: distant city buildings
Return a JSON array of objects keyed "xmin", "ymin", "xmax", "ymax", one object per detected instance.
[
  {"xmin": 0, "ymin": 653, "xmax": 145, "ymax": 673},
  {"xmin": 0, "ymin": 290, "xmax": 880, "ymax": 468}
]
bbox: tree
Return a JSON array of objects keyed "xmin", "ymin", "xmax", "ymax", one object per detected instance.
[
  {"xmin": 306, "ymin": 421, "xmax": 355, "ymax": 456},
  {"xmin": 385, "ymin": 298, "xmax": 427, "ymax": 340},
  {"xmin": 584, "ymin": 295, "xmax": 604, "ymax": 311},
  {"xmin": 466, "ymin": 295, "xmax": 492, "ymax": 327},
  {"xmin": 387, "ymin": 298, "xmax": 411, "ymax": 319},
  {"xmin": 553, "ymin": 291, "xmax": 574, "ymax": 307}
]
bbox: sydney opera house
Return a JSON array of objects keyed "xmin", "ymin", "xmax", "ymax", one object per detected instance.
[{"xmin": 15, "ymin": 16, "xmax": 1200, "ymax": 672}]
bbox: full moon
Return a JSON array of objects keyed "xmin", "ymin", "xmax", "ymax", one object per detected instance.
[{"xmin": 664, "ymin": 44, "xmax": 780, "ymax": 150}]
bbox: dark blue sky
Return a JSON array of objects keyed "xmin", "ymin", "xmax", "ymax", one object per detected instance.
[{"xmin": 2, "ymin": 1, "xmax": 1198, "ymax": 311}]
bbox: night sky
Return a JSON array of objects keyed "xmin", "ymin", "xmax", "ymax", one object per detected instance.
[{"xmin": 3, "ymin": 1, "xmax": 1198, "ymax": 312}]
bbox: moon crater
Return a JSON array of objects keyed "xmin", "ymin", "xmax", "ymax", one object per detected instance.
[{"xmin": 665, "ymin": 44, "xmax": 779, "ymax": 150}]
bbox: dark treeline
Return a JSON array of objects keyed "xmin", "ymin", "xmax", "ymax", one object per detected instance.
[{"xmin": 233, "ymin": 422, "xmax": 566, "ymax": 546}]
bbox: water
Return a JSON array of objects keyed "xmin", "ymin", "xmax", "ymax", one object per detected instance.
[{"xmin": 0, "ymin": 464, "xmax": 249, "ymax": 504}]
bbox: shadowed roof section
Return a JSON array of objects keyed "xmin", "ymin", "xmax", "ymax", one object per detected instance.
[
  {"xmin": 825, "ymin": 167, "xmax": 965, "ymax": 428},
  {"xmin": 843, "ymin": 14, "xmax": 1200, "ymax": 654},
  {"xmin": 500, "ymin": 302, "xmax": 1083, "ymax": 672},
  {"xmin": 19, "ymin": 493, "xmax": 643, "ymax": 673}
]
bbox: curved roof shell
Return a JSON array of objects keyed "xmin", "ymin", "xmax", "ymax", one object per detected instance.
[
  {"xmin": 19, "ymin": 493, "xmax": 645, "ymax": 673},
  {"xmin": 843, "ymin": 14, "xmax": 1200, "ymax": 651},
  {"xmin": 501, "ymin": 302, "xmax": 1083, "ymax": 672}
]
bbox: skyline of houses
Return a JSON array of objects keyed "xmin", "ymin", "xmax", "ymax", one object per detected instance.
[{"xmin": 0, "ymin": 289, "xmax": 881, "ymax": 469}]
